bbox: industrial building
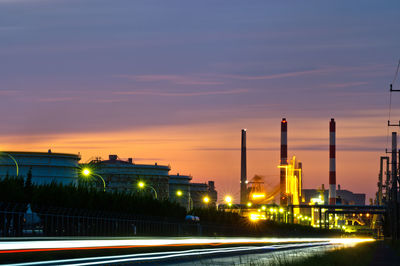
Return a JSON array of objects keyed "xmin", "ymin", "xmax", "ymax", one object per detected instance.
[
  {"xmin": 302, "ymin": 185, "xmax": 366, "ymax": 206},
  {"xmin": 0, "ymin": 150, "xmax": 220, "ymax": 209},
  {"xmin": 85, "ymin": 155, "xmax": 218, "ymax": 208},
  {"xmin": 0, "ymin": 151, "xmax": 80, "ymax": 185},
  {"xmin": 85, "ymin": 155, "xmax": 170, "ymax": 199},
  {"xmin": 169, "ymin": 173, "xmax": 192, "ymax": 210},
  {"xmin": 190, "ymin": 181, "xmax": 218, "ymax": 208}
]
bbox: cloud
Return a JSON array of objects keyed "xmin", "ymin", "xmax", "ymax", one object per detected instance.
[
  {"xmin": 193, "ymin": 135, "xmax": 386, "ymax": 153},
  {"xmin": 192, "ymin": 147, "xmax": 273, "ymax": 151},
  {"xmin": 194, "ymin": 144, "xmax": 383, "ymax": 152},
  {"xmin": 115, "ymin": 74, "xmax": 224, "ymax": 85},
  {"xmin": 292, "ymin": 145, "xmax": 383, "ymax": 152},
  {"xmin": 325, "ymin": 81, "xmax": 369, "ymax": 88},
  {"xmin": 36, "ymin": 97, "xmax": 76, "ymax": 102},
  {"xmin": 0, "ymin": 90, "xmax": 18, "ymax": 96},
  {"xmin": 217, "ymin": 68, "xmax": 329, "ymax": 80},
  {"xmin": 114, "ymin": 88, "xmax": 249, "ymax": 97}
]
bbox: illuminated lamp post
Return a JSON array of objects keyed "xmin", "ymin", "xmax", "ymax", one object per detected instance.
[
  {"xmin": 279, "ymin": 208, "xmax": 284, "ymax": 222},
  {"xmin": 175, "ymin": 190, "xmax": 193, "ymax": 210},
  {"xmin": 138, "ymin": 181, "xmax": 158, "ymax": 199},
  {"xmin": 82, "ymin": 168, "xmax": 106, "ymax": 192},
  {"xmin": 224, "ymin": 195, "xmax": 232, "ymax": 207},
  {"xmin": 0, "ymin": 152, "xmax": 19, "ymax": 176},
  {"xmin": 203, "ymin": 196, "xmax": 210, "ymax": 207}
]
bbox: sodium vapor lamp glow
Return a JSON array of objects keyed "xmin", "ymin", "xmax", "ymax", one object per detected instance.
[
  {"xmin": 251, "ymin": 193, "xmax": 266, "ymax": 199},
  {"xmin": 82, "ymin": 168, "xmax": 91, "ymax": 176},
  {"xmin": 176, "ymin": 190, "xmax": 183, "ymax": 197},
  {"xmin": 224, "ymin": 196, "xmax": 232, "ymax": 204}
]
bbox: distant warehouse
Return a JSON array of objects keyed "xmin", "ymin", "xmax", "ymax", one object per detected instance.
[{"xmin": 0, "ymin": 150, "xmax": 80, "ymax": 185}]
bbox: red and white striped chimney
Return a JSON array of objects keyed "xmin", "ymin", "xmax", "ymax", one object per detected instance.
[
  {"xmin": 280, "ymin": 118, "xmax": 288, "ymax": 205},
  {"xmin": 329, "ymin": 118, "xmax": 336, "ymax": 205}
]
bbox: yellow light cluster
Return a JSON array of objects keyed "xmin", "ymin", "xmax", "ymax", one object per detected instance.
[
  {"xmin": 249, "ymin": 212, "xmax": 267, "ymax": 221},
  {"xmin": 278, "ymin": 156, "xmax": 302, "ymax": 205},
  {"xmin": 251, "ymin": 193, "xmax": 266, "ymax": 199}
]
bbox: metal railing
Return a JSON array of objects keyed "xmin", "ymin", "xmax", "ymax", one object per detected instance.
[{"xmin": 0, "ymin": 202, "xmax": 253, "ymax": 237}]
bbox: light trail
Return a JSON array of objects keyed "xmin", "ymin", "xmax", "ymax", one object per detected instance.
[
  {"xmin": 0, "ymin": 237, "xmax": 374, "ymax": 254},
  {"xmin": 10, "ymin": 242, "xmax": 335, "ymax": 266}
]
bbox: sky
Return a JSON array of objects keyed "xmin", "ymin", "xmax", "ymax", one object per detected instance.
[{"xmin": 0, "ymin": 0, "xmax": 400, "ymax": 202}]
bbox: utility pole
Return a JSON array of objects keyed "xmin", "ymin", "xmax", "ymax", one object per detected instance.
[
  {"xmin": 391, "ymin": 132, "xmax": 398, "ymax": 239},
  {"xmin": 384, "ymin": 61, "xmax": 400, "ymax": 240}
]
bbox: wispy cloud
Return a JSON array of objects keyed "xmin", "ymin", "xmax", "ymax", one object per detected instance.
[
  {"xmin": 192, "ymin": 147, "xmax": 274, "ymax": 151},
  {"xmin": 115, "ymin": 74, "xmax": 224, "ymax": 85},
  {"xmin": 218, "ymin": 68, "xmax": 329, "ymax": 80},
  {"xmin": 193, "ymin": 135, "xmax": 386, "ymax": 153},
  {"xmin": 36, "ymin": 97, "xmax": 76, "ymax": 102},
  {"xmin": 0, "ymin": 90, "xmax": 18, "ymax": 96},
  {"xmin": 114, "ymin": 88, "xmax": 249, "ymax": 97},
  {"xmin": 325, "ymin": 81, "xmax": 369, "ymax": 88}
]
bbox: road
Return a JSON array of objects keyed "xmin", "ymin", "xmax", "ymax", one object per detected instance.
[{"xmin": 0, "ymin": 237, "xmax": 374, "ymax": 265}]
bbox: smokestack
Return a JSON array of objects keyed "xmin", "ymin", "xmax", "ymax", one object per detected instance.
[
  {"xmin": 329, "ymin": 118, "xmax": 336, "ymax": 205},
  {"xmin": 280, "ymin": 118, "xmax": 288, "ymax": 206},
  {"xmin": 240, "ymin": 129, "xmax": 247, "ymax": 204}
]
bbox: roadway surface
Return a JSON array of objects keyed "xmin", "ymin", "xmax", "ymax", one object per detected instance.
[{"xmin": 0, "ymin": 237, "xmax": 374, "ymax": 265}]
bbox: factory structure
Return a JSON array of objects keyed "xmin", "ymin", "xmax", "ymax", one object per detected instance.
[
  {"xmin": 237, "ymin": 117, "xmax": 360, "ymax": 207},
  {"xmin": 278, "ymin": 118, "xmax": 303, "ymax": 206},
  {"xmin": 225, "ymin": 117, "xmax": 371, "ymax": 232},
  {"xmin": 0, "ymin": 152, "xmax": 217, "ymax": 210}
]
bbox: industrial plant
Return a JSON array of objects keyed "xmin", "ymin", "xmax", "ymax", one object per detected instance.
[
  {"xmin": 0, "ymin": 117, "xmax": 390, "ymax": 236},
  {"xmin": 219, "ymin": 117, "xmax": 380, "ymax": 235}
]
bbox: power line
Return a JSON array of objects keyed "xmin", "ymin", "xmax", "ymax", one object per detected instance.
[{"xmin": 392, "ymin": 60, "xmax": 400, "ymax": 85}]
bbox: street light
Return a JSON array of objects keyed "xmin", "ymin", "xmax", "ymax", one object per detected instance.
[
  {"xmin": 224, "ymin": 196, "xmax": 232, "ymax": 204},
  {"xmin": 203, "ymin": 196, "xmax": 210, "ymax": 204},
  {"xmin": 174, "ymin": 189, "xmax": 193, "ymax": 210},
  {"xmin": 81, "ymin": 168, "xmax": 106, "ymax": 192},
  {"xmin": 0, "ymin": 152, "xmax": 19, "ymax": 176},
  {"xmin": 137, "ymin": 181, "xmax": 157, "ymax": 199}
]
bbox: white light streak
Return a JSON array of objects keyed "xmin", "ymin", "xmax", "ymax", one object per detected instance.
[{"xmin": 0, "ymin": 237, "xmax": 374, "ymax": 251}]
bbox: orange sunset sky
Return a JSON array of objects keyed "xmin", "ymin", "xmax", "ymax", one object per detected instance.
[{"xmin": 1, "ymin": 1, "xmax": 400, "ymax": 202}]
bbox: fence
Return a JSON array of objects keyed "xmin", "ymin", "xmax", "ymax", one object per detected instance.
[
  {"xmin": 0, "ymin": 202, "xmax": 252, "ymax": 237},
  {"xmin": 0, "ymin": 209, "xmax": 207, "ymax": 237}
]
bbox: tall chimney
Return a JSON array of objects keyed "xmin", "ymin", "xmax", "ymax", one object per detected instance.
[
  {"xmin": 329, "ymin": 118, "xmax": 336, "ymax": 205},
  {"xmin": 240, "ymin": 129, "xmax": 247, "ymax": 204},
  {"xmin": 280, "ymin": 118, "xmax": 288, "ymax": 206}
]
